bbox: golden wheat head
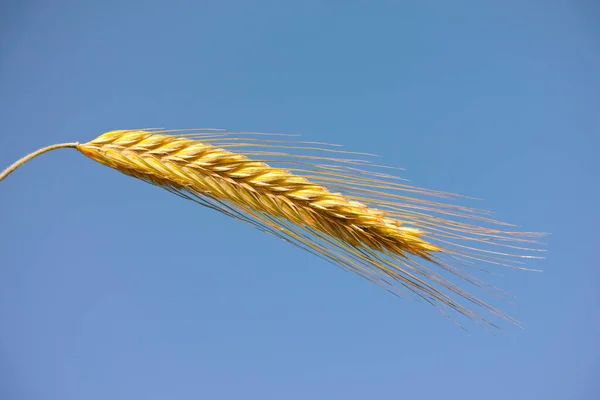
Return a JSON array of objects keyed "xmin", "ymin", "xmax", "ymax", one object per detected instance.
[{"xmin": 0, "ymin": 128, "xmax": 546, "ymax": 330}]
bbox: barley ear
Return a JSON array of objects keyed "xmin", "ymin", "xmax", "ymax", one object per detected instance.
[
  {"xmin": 1, "ymin": 130, "xmax": 545, "ymax": 330},
  {"xmin": 0, "ymin": 143, "xmax": 79, "ymax": 182}
]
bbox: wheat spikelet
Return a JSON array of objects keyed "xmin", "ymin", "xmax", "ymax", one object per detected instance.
[{"xmin": 1, "ymin": 128, "xmax": 546, "ymax": 330}]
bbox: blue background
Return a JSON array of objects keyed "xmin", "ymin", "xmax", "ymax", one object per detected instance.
[{"xmin": 1, "ymin": 1, "xmax": 598, "ymax": 399}]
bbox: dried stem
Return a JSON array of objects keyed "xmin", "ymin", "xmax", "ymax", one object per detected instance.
[{"xmin": 0, "ymin": 143, "xmax": 79, "ymax": 182}]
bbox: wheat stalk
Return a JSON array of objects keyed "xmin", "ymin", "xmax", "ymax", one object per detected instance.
[{"xmin": 1, "ymin": 128, "xmax": 545, "ymax": 330}]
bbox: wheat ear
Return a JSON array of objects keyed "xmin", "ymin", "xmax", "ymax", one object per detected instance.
[{"xmin": 1, "ymin": 129, "xmax": 545, "ymax": 330}]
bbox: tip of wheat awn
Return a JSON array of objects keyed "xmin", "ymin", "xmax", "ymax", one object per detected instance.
[{"xmin": 0, "ymin": 128, "xmax": 547, "ymax": 330}]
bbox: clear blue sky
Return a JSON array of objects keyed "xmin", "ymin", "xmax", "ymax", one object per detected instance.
[{"xmin": 1, "ymin": 1, "xmax": 598, "ymax": 399}]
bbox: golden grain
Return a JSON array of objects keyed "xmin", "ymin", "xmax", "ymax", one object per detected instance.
[{"xmin": 1, "ymin": 129, "xmax": 546, "ymax": 329}]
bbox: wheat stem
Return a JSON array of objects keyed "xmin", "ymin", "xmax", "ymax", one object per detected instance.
[{"xmin": 0, "ymin": 143, "xmax": 78, "ymax": 182}]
